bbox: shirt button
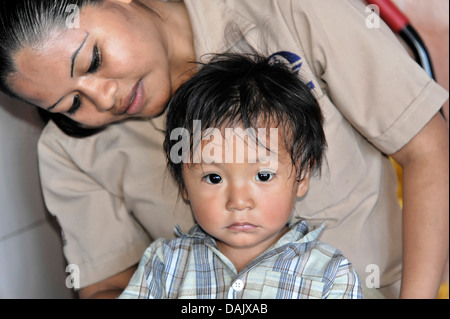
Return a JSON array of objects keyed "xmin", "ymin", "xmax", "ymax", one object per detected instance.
[{"xmin": 232, "ymin": 279, "xmax": 244, "ymax": 292}]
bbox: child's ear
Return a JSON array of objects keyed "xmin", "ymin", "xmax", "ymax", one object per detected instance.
[
  {"xmin": 181, "ymin": 186, "xmax": 190, "ymax": 202},
  {"xmin": 296, "ymin": 171, "xmax": 310, "ymax": 197}
]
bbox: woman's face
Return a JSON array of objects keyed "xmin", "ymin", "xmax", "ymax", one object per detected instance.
[{"xmin": 9, "ymin": 0, "xmax": 190, "ymax": 127}]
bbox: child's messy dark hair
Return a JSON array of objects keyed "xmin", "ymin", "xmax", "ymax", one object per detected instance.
[{"xmin": 164, "ymin": 52, "xmax": 326, "ymax": 193}]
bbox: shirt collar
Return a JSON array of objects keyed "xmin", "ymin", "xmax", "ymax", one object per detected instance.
[
  {"xmin": 276, "ymin": 220, "xmax": 326, "ymax": 247},
  {"xmin": 175, "ymin": 220, "xmax": 326, "ymax": 247},
  {"xmin": 175, "ymin": 223, "xmax": 209, "ymax": 239}
]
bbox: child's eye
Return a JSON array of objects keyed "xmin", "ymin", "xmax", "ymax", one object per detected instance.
[
  {"xmin": 256, "ymin": 171, "xmax": 275, "ymax": 182},
  {"xmin": 203, "ymin": 173, "xmax": 222, "ymax": 184}
]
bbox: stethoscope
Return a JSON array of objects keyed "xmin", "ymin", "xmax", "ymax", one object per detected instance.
[{"xmin": 364, "ymin": 0, "xmax": 444, "ymax": 117}]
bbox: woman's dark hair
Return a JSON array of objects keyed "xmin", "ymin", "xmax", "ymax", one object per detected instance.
[
  {"xmin": 0, "ymin": 0, "xmax": 105, "ymax": 137},
  {"xmin": 164, "ymin": 52, "xmax": 327, "ymax": 192}
]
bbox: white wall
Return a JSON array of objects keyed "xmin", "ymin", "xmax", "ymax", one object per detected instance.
[{"xmin": 0, "ymin": 94, "xmax": 74, "ymax": 299}]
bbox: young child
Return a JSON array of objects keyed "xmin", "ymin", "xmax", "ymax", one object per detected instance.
[{"xmin": 119, "ymin": 53, "xmax": 362, "ymax": 299}]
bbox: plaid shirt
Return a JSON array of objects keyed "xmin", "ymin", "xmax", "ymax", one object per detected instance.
[{"xmin": 119, "ymin": 221, "xmax": 362, "ymax": 299}]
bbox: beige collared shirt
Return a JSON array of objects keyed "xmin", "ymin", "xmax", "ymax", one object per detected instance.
[{"xmin": 38, "ymin": 0, "xmax": 448, "ymax": 297}]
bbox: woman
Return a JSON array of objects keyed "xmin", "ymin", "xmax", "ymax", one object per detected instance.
[{"xmin": 0, "ymin": 0, "xmax": 448, "ymax": 299}]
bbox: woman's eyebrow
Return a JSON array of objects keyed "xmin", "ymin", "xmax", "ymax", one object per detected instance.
[
  {"xmin": 70, "ymin": 33, "xmax": 90, "ymax": 78},
  {"xmin": 46, "ymin": 33, "xmax": 90, "ymax": 111}
]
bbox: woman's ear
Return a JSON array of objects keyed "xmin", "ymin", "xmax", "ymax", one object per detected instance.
[{"xmin": 296, "ymin": 171, "xmax": 310, "ymax": 198}]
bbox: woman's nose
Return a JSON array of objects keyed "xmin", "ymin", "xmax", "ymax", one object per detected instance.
[
  {"xmin": 226, "ymin": 183, "xmax": 255, "ymax": 211},
  {"xmin": 79, "ymin": 77, "xmax": 118, "ymax": 112}
]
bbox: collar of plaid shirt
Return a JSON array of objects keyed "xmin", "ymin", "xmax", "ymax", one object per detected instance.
[
  {"xmin": 119, "ymin": 220, "xmax": 362, "ymax": 299},
  {"xmin": 174, "ymin": 220, "xmax": 325, "ymax": 252}
]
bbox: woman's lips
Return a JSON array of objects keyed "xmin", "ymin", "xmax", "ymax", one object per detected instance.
[
  {"xmin": 226, "ymin": 223, "xmax": 258, "ymax": 232},
  {"xmin": 125, "ymin": 80, "xmax": 145, "ymax": 115}
]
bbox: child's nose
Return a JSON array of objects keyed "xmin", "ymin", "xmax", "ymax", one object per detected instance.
[{"xmin": 225, "ymin": 183, "xmax": 255, "ymax": 211}]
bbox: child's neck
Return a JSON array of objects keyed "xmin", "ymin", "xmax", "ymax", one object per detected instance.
[{"xmin": 216, "ymin": 225, "xmax": 290, "ymax": 273}]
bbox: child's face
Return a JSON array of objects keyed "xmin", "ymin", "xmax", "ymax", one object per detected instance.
[{"xmin": 181, "ymin": 126, "xmax": 309, "ymax": 257}]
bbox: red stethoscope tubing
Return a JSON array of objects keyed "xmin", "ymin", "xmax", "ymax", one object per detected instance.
[
  {"xmin": 365, "ymin": 0, "xmax": 443, "ymax": 116},
  {"xmin": 365, "ymin": 0, "xmax": 409, "ymax": 33},
  {"xmin": 364, "ymin": 0, "xmax": 436, "ymax": 80}
]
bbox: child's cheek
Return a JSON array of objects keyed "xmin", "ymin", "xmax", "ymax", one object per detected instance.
[{"xmin": 256, "ymin": 191, "xmax": 294, "ymax": 225}]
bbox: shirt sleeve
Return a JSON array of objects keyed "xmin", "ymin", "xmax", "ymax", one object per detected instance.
[
  {"xmin": 37, "ymin": 123, "xmax": 151, "ymax": 288},
  {"xmin": 292, "ymin": 0, "xmax": 448, "ymax": 154},
  {"xmin": 118, "ymin": 241, "xmax": 166, "ymax": 299},
  {"xmin": 324, "ymin": 258, "xmax": 363, "ymax": 299}
]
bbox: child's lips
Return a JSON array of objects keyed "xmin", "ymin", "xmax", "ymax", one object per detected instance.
[{"xmin": 226, "ymin": 222, "xmax": 258, "ymax": 232}]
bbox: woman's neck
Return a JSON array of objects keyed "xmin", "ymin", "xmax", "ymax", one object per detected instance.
[{"xmin": 141, "ymin": 0, "xmax": 196, "ymax": 91}]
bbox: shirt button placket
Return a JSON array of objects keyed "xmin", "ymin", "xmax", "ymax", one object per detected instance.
[
  {"xmin": 232, "ymin": 279, "xmax": 244, "ymax": 291},
  {"xmin": 227, "ymin": 278, "xmax": 245, "ymax": 298}
]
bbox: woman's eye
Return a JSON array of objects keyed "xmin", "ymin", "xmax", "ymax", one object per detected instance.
[
  {"xmin": 203, "ymin": 173, "xmax": 222, "ymax": 184},
  {"xmin": 256, "ymin": 171, "xmax": 275, "ymax": 182},
  {"xmin": 87, "ymin": 45, "xmax": 101, "ymax": 74},
  {"xmin": 67, "ymin": 94, "xmax": 81, "ymax": 115}
]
